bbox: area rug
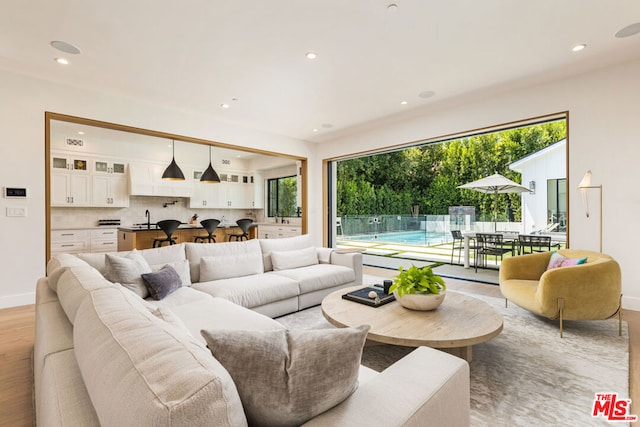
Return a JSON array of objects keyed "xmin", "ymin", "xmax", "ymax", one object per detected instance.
[{"xmin": 276, "ymin": 292, "xmax": 630, "ymax": 427}]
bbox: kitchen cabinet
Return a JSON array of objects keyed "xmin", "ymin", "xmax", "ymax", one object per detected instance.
[
  {"xmin": 129, "ymin": 162, "xmax": 191, "ymax": 197},
  {"xmin": 190, "ymin": 169, "xmax": 256, "ymax": 209},
  {"xmin": 51, "ymin": 152, "xmax": 129, "ymax": 207},
  {"xmin": 50, "ymin": 228, "xmax": 118, "ymax": 255},
  {"xmin": 51, "ymin": 172, "xmax": 92, "ymax": 206},
  {"xmin": 50, "ymin": 229, "xmax": 90, "ymax": 254},
  {"xmin": 89, "ymin": 228, "xmax": 119, "ymax": 252},
  {"xmin": 92, "ymin": 174, "xmax": 129, "ymax": 207},
  {"xmin": 257, "ymin": 224, "xmax": 301, "ymax": 239}
]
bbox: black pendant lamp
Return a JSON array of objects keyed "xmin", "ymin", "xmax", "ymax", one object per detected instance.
[
  {"xmin": 200, "ymin": 145, "xmax": 221, "ymax": 183},
  {"xmin": 162, "ymin": 140, "xmax": 185, "ymax": 181}
]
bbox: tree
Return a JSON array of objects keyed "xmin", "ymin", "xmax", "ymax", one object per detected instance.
[{"xmin": 336, "ymin": 120, "xmax": 566, "ymax": 220}]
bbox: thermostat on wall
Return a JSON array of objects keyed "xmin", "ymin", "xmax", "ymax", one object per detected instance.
[{"xmin": 3, "ymin": 187, "xmax": 27, "ymax": 198}]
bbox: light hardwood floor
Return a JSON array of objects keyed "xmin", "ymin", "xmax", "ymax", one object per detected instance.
[{"xmin": 1, "ymin": 269, "xmax": 638, "ymax": 425}]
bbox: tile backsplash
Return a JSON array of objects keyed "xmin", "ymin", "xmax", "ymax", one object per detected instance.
[{"xmin": 51, "ymin": 196, "xmax": 265, "ymax": 229}]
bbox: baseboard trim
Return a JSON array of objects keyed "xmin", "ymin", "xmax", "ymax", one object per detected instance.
[
  {"xmin": 622, "ymin": 294, "xmax": 640, "ymax": 312},
  {"xmin": 0, "ymin": 292, "xmax": 35, "ymax": 309}
]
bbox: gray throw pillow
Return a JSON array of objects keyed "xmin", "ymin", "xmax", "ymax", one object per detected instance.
[
  {"xmin": 141, "ymin": 265, "xmax": 182, "ymax": 300},
  {"xmin": 103, "ymin": 250, "xmax": 152, "ymax": 298},
  {"xmin": 201, "ymin": 325, "xmax": 370, "ymax": 427}
]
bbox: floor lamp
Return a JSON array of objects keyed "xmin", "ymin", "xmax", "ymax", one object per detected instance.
[{"xmin": 578, "ymin": 170, "xmax": 603, "ymax": 252}]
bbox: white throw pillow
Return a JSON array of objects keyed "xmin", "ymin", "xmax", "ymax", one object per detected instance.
[
  {"xmin": 151, "ymin": 259, "xmax": 191, "ymax": 287},
  {"xmin": 104, "ymin": 250, "xmax": 152, "ymax": 298},
  {"xmin": 271, "ymin": 246, "xmax": 318, "ymax": 271}
]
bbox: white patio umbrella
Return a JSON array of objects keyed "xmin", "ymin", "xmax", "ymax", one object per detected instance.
[{"xmin": 457, "ymin": 173, "xmax": 531, "ymax": 231}]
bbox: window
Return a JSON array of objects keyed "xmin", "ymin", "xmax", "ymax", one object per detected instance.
[
  {"xmin": 268, "ymin": 176, "xmax": 297, "ymax": 217},
  {"xmin": 547, "ymin": 178, "xmax": 567, "ymax": 232}
]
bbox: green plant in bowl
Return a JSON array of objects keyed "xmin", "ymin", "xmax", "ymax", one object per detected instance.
[{"xmin": 389, "ymin": 265, "xmax": 446, "ymax": 297}]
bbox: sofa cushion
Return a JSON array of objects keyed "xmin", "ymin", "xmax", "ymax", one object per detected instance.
[
  {"xmin": 185, "ymin": 240, "xmax": 263, "ymax": 283},
  {"xmin": 103, "ymin": 250, "xmax": 153, "ymax": 298},
  {"xmin": 142, "ymin": 265, "xmax": 183, "ymax": 300},
  {"xmin": 39, "ymin": 349, "xmax": 100, "ymax": 427},
  {"xmin": 198, "ymin": 240, "xmax": 264, "ymax": 281},
  {"xmin": 201, "ymin": 325, "xmax": 369, "ymax": 427},
  {"xmin": 57, "ymin": 266, "xmax": 115, "ymax": 325},
  {"xmin": 159, "ymin": 292, "xmax": 284, "ymax": 346},
  {"xmin": 192, "ymin": 274, "xmax": 299, "ymax": 309},
  {"xmin": 271, "ymin": 246, "xmax": 318, "ymax": 271},
  {"xmin": 259, "ymin": 234, "xmax": 314, "ymax": 272},
  {"xmin": 47, "ymin": 254, "xmax": 92, "ymax": 292},
  {"xmin": 73, "ymin": 286, "xmax": 248, "ymax": 427},
  {"xmin": 270, "ymin": 263, "xmax": 356, "ymax": 294}
]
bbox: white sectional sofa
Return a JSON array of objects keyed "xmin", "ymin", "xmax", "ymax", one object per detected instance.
[{"xmin": 34, "ymin": 235, "xmax": 471, "ymax": 426}]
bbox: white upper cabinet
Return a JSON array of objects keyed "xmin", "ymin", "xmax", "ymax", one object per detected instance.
[
  {"xmin": 51, "ymin": 151, "xmax": 129, "ymax": 207},
  {"xmin": 129, "ymin": 162, "xmax": 192, "ymax": 197}
]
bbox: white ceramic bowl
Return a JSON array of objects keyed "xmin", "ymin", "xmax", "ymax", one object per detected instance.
[{"xmin": 393, "ymin": 290, "xmax": 446, "ymax": 311}]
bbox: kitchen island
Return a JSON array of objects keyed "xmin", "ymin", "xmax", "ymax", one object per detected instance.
[{"xmin": 117, "ymin": 224, "xmax": 257, "ymax": 251}]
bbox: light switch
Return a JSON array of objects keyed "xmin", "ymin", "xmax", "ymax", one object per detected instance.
[{"xmin": 6, "ymin": 207, "xmax": 26, "ymax": 217}]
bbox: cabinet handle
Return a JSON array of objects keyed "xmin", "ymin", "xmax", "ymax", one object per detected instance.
[{"xmin": 61, "ymin": 244, "xmax": 74, "ymax": 247}]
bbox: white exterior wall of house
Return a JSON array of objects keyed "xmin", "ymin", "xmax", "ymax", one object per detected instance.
[{"xmin": 509, "ymin": 140, "xmax": 566, "ymax": 234}]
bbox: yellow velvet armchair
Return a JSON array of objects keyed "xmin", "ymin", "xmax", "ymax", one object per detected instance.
[{"xmin": 499, "ymin": 249, "xmax": 622, "ymax": 337}]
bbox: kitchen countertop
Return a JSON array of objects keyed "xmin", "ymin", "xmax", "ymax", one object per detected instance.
[{"xmin": 118, "ymin": 224, "xmax": 257, "ymax": 232}]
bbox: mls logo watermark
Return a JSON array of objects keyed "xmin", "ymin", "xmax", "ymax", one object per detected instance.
[{"xmin": 592, "ymin": 393, "xmax": 638, "ymax": 422}]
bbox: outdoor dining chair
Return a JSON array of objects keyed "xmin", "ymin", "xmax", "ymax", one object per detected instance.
[
  {"xmin": 518, "ymin": 234, "xmax": 554, "ymax": 255},
  {"xmin": 475, "ymin": 233, "xmax": 514, "ymax": 272}
]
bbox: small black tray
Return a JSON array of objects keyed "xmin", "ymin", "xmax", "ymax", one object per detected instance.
[{"xmin": 342, "ymin": 286, "xmax": 395, "ymax": 307}]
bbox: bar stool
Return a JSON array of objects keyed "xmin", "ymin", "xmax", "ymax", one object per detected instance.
[
  {"xmin": 227, "ymin": 218, "xmax": 253, "ymax": 241},
  {"xmin": 194, "ymin": 219, "xmax": 220, "ymax": 243},
  {"xmin": 153, "ymin": 219, "xmax": 181, "ymax": 247}
]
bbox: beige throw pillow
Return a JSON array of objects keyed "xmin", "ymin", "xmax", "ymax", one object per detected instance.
[
  {"xmin": 104, "ymin": 250, "xmax": 152, "ymax": 298},
  {"xmin": 201, "ymin": 325, "xmax": 370, "ymax": 427}
]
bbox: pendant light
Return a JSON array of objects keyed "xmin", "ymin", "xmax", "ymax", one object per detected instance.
[
  {"xmin": 200, "ymin": 145, "xmax": 221, "ymax": 183},
  {"xmin": 162, "ymin": 140, "xmax": 185, "ymax": 180}
]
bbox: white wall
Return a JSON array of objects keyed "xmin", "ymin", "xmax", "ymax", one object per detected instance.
[
  {"xmin": 315, "ymin": 59, "xmax": 640, "ymax": 310},
  {"xmin": 0, "ymin": 68, "xmax": 316, "ymax": 308}
]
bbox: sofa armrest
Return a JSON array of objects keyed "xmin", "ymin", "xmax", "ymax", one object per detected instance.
[
  {"xmin": 303, "ymin": 346, "xmax": 470, "ymax": 427},
  {"xmin": 499, "ymin": 252, "xmax": 551, "ymax": 282},
  {"xmin": 329, "ymin": 251, "xmax": 363, "ymax": 286}
]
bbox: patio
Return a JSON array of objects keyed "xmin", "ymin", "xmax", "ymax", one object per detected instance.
[{"xmin": 337, "ymin": 235, "xmax": 566, "ymax": 285}]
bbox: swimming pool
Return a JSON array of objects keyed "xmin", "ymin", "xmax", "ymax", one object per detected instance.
[{"xmin": 341, "ymin": 231, "xmax": 448, "ymax": 246}]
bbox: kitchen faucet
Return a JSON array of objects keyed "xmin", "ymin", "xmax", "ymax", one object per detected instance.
[{"xmin": 145, "ymin": 209, "xmax": 151, "ymax": 228}]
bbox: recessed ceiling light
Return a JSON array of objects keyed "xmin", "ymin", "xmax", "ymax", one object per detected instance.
[
  {"xmin": 305, "ymin": 52, "xmax": 317, "ymax": 60},
  {"xmin": 387, "ymin": 4, "xmax": 398, "ymax": 12},
  {"xmin": 572, "ymin": 43, "xmax": 587, "ymax": 52},
  {"xmin": 312, "ymin": 129, "xmax": 318, "ymax": 132},
  {"xmin": 50, "ymin": 41, "xmax": 81, "ymax": 55},
  {"xmin": 55, "ymin": 58, "xmax": 69, "ymax": 65},
  {"xmin": 221, "ymin": 103, "xmax": 230, "ymax": 109},
  {"xmin": 400, "ymin": 101, "xmax": 408, "ymax": 105},
  {"xmin": 615, "ymin": 22, "xmax": 640, "ymax": 38},
  {"xmin": 418, "ymin": 90, "xmax": 436, "ymax": 99},
  {"xmin": 77, "ymin": 131, "xmax": 85, "ymax": 135}
]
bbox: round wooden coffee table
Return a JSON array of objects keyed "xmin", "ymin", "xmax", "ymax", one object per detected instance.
[{"xmin": 321, "ymin": 286, "xmax": 503, "ymax": 362}]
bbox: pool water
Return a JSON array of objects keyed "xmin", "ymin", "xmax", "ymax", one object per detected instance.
[{"xmin": 342, "ymin": 231, "xmax": 448, "ymax": 246}]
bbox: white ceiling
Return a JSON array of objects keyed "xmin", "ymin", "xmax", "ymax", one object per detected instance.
[{"xmin": 2, "ymin": 1, "xmax": 640, "ymax": 143}]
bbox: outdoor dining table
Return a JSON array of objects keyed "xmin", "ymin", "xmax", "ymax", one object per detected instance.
[{"xmin": 462, "ymin": 231, "xmax": 567, "ymax": 268}]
